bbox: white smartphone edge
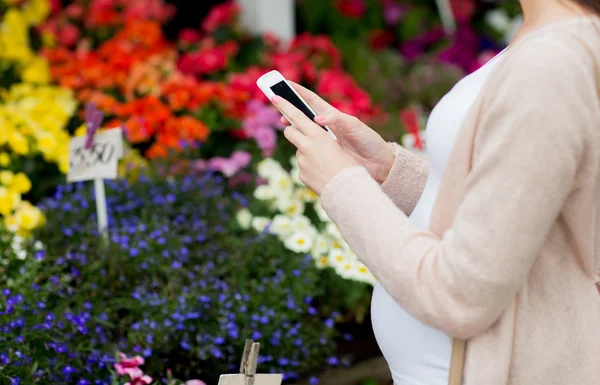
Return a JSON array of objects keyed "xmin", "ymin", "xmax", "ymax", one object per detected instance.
[{"xmin": 256, "ymin": 70, "xmax": 338, "ymax": 141}]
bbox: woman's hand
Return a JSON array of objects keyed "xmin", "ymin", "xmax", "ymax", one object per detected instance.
[
  {"xmin": 272, "ymin": 95, "xmax": 360, "ymax": 195},
  {"xmin": 280, "ymin": 82, "xmax": 395, "ymax": 183}
]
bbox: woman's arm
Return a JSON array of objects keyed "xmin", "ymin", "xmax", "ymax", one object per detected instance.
[
  {"xmin": 319, "ymin": 37, "xmax": 594, "ymax": 339},
  {"xmin": 379, "ymin": 143, "xmax": 429, "ymax": 215}
]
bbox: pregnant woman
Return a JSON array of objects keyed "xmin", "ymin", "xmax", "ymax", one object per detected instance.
[{"xmin": 273, "ymin": 0, "xmax": 600, "ymax": 384}]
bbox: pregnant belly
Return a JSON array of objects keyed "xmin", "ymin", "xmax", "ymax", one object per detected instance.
[{"xmin": 371, "ymin": 281, "xmax": 452, "ymax": 385}]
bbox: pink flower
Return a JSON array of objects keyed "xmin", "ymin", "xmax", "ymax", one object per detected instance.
[
  {"xmin": 383, "ymin": 2, "xmax": 407, "ymax": 25},
  {"xmin": 58, "ymin": 24, "xmax": 80, "ymax": 47},
  {"xmin": 65, "ymin": 3, "xmax": 84, "ymax": 18},
  {"xmin": 206, "ymin": 151, "xmax": 252, "ymax": 177},
  {"xmin": 201, "ymin": 1, "xmax": 241, "ymax": 32},
  {"xmin": 186, "ymin": 381, "xmax": 207, "ymax": 385},
  {"xmin": 179, "ymin": 28, "xmax": 202, "ymax": 44},
  {"xmin": 254, "ymin": 127, "xmax": 277, "ymax": 157}
]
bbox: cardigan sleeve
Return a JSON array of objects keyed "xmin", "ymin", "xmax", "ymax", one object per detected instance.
[
  {"xmin": 319, "ymin": 37, "xmax": 593, "ymax": 339},
  {"xmin": 380, "ymin": 143, "xmax": 429, "ymax": 215}
]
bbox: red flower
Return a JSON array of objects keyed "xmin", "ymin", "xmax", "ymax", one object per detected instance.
[
  {"xmin": 201, "ymin": 1, "xmax": 241, "ymax": 33},
  {"xmin": 336, "ymin": 0, "xmax": 367, "ymax": 19},
  {"xmin": 400, "ymin": 107, "xmax": 423, "ymax": 150},
  {"xmin": 58, "ymin": 24, "xmax": 81, "ymax": 47},
  {"xmin": 451, "ymin": 0, "xmax": 476, "ymax": 22},
  {"xmin": 368, "ymin": 30, "xmax": 395, "ymax": 51},
  {"xmin": 179, "ymin": 28, "xmax": 201, "ymax": 44}
]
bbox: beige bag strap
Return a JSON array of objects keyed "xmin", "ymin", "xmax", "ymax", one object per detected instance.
[{"xmin": 447, "ymin": 338, "xmax": 466, "ymax": 385}]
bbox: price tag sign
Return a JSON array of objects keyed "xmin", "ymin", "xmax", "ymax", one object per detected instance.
[
  {"xmin": 218, "ymin": 374, "xmax": 282, "ymax": 385},
  {"xmin": 67, "ymin": 128, "xmax": 123, "ymax": 183}
]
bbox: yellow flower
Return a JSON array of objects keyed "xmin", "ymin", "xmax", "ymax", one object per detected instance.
[
  {"xmin": 11, "ymin": 173, "xmax": 32, "ymax": 194},
  {"xmin": 14, "ymin": 202, "xmax": 45, "ymax": 232},
  {"xmin": 0, "ymin": 152, "xmax": 10, "ymax": 167},
  {"xmin": 0, "ymin": 171, "xmax": 14, "ymax": 186},
  {"xmin": 36, "ymin": 131, "xmax": 57, "ymax": 156},
  {"xmin": 21, "ymin": 56, "xmax": 51, "ymax": 84},
  {"xmin": 8, "ymin": 131, "xmax": 29, "ymax": 155},
  {"xmin": 4, "ymin": 214, "xmax": 19, "ymax": 233},
  {"xmin": 0, "ymin": 187, "xmax": 17, "ymax": 216},
  {"xmin": 21, "ymin": 0, "xmax": 51, "ymax": 26}
]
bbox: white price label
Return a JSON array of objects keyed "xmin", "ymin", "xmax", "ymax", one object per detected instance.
[
  {"xmin": 67, "ymin": 128, "xmax": 124, "ymax": 183},
  {"xmin": 218, "ymin": 374, "xmax": 283, "ymax": 385}
]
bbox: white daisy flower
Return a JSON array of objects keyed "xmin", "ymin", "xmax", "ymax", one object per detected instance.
[
  {"xmin": 269, "ymin": 172, "xmax": 294, "ymax": 197},
  {"xmin": 314, "ymin": 202, "xmax": 331, "ymax": 222},
  {"xmin": 290, "ymin": 166, "xmax": 303, "ymax": 186},
  {"xmin": 289, "ymin": 155, "xmax": 298, "ymax": 169},
  {"xmin": 328, "ymin": 248, "xmax": 348, "ymax": 270},
  {"xmin": 284, "ymin": 231, "xmax": 314, "ymax": 253},
  {"xmin": 311, "ymin": 234, "xmax": 330, "ymax": 257},
  {"xmin": 254, "ymin": 185, "xmax": 275, "ymax": 201},
  {"xmin": 314, "ymin": 255, "xmax": 329, "ymax": 269},
  {"xmin": 295, "ymin": 188, "xmax": 317, "ymax": 203},
  {"xmin": 276, "ymin": 197, "xmax": 305, "ymax": 217},
  {"xmin": 270, "ymin": 215, "xmax": 294, "ymax": 237},
  {"xmin": 251, "ymin": 217, "xmax": 271, "ymax": 233},
  {"xmin": 236, "ymin": 208, "xmax": 253, "ymax": 230},
  {"xmin": 290, "ymin": 215, "xmax": 314, "ymax": 234},
  {"xmin": 257, "ymin": 158, "xmax": 284, "ymax": 179}
]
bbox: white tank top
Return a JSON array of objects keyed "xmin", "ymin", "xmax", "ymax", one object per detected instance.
[{"xmin": 371, "ymin": 50, "xmax": 506, "ymax": 385}]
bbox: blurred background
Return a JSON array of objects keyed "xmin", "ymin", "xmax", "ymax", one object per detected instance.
[{"xmin": 0, "ymin": 1, "xmax": 522, "ymax": 385}]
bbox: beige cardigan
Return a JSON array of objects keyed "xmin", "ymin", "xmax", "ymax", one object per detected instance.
[{"xmin": 320, "ymin": 17, "xmax": 600, "ymax": 384}]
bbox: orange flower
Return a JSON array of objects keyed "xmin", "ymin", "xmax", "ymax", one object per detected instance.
[{"xmin": 146, "ymin": 142, "xmax": 168, "ymax": 159}]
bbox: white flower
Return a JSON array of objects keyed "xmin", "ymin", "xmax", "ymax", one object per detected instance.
[
  {"xmin": 270, "ymin": 215, "xmax": 294, "ymax": 237},
  {"xmin": 284, "ymin": 231, "xmax": 314, "ymax": 253},
  {"xmin": 354, "ymin": 264, "xmax": 377, "ymax": 285},
  {"xmin": 251, "ymin": 217, "xmax": 271, "ymax": 232},
  {"xmin": 257, "ymin": 158, "xmax": 284, "ymax": 179},
  {"xmin": 295, "ymin": 187, "xmax": 317, "ymax": 203},
  {"xmin": 33, "ymin": 240, "xmax": 43, "ymax": 251},
  {"xmin": 328, "ymin": 247, "xmax": 348, "ymax": 270},
  {"xmin": 269, "ymin": 172, "xmax": 294, "ymax": 197},
  {"xmin": 236, "ymin": 209, "xmax": 253, "ymax": 230},
  {"xmin": 276, "ymin": 196, "xmax": 305, "ymax": 217},
  {"xmin": 254, "ymin": 185, "xmax": 275, "ymax": 201},
  {"xmin": 290, "ymin": 215, "xmax": 314, "ymax": 234},
  {"xmin": 11, "ymin": 236, "xmax": 27, "ymax": 260},
  {"xmin": 314, "ymin": 254, "xmax": 329, "ymax": 269},
  {"xmin": 290, "ymin": 166, "xmax": 303, "ymax": 186},
  {"xmin": 314, "ymin": 202, "xmax": 331, "ymax": 222},
  {"xmin": 485, "ymin": 9, "xmax": 511, "ymax": 33},
  {"xmin": 311, "ymin": 234, "xmax": 330, "ymax": 257}
]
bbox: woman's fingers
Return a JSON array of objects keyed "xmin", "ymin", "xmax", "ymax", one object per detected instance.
[
  {"xmin": 289, "ymin": 81, "xmax": 336, "ymax": 115},
  {"xmin": 272, "ymin": 96, "xmax": 322, "ymax": 137},
  {"xmin": 283, "ymin": 125, "xmax": 307, "ymax": 149}
]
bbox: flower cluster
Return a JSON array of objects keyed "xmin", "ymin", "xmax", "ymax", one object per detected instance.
[
  {"xmin": 39, "ymin": 0, "xmax": 175, "ymax": 48},
  {"xmin": 0, "ymin": 171, "xmax": 45, "ymax": 236},
  {"xmin": 0, "ymin": 0, "xmax": 78, "ymax": 235},
  {"xmin": 22, "ymin": 173, "xmax": 348, "ymax": 383},
  {"xmin": 240, "ymin": 158, "xmax": 376, "ymax": 286}
]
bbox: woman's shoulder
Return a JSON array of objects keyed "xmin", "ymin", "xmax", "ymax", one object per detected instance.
[{"xmin": 498, "ymin": 18, "xmax": 600, "ymax": 82}]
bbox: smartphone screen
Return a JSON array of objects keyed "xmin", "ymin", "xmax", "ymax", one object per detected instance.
[{"xmin": 270, "ymin": 81, "xmax": 327, "ymax": 130}]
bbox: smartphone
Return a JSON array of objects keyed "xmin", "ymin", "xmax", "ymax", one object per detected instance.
[{"xmin": 256, "ymin": 70, "xmax": 337, "ymax": 141}]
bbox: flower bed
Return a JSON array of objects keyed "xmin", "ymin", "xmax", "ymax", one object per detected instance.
[{"xmin": 0, "ymin": 173, "xmax": 372, "ymax": 384}]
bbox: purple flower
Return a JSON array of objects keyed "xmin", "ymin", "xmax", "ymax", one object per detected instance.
[{"xmin": 384, "ymin": 2, "xmax": 407, "ymax": 25}]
